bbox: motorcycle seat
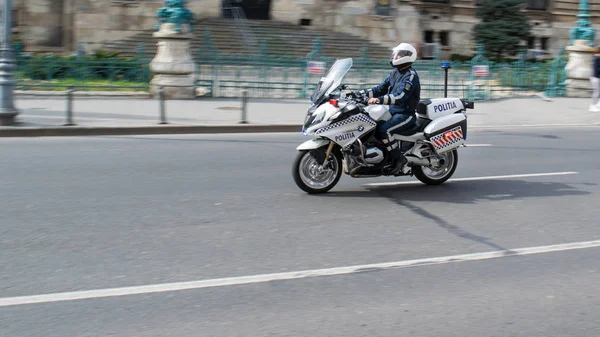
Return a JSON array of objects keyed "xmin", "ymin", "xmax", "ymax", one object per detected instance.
[{"xmin": 395, "ymin": 115, "xmax": 422, "ymax": 136}]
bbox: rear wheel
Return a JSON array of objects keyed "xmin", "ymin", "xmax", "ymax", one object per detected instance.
[
  {"xmin": 413, "ymin": 149, "xmax": 458, "ymax": 185},
  {"xmin": 293, "ymin": 148, "xmax": 342, "ymax": 194}
]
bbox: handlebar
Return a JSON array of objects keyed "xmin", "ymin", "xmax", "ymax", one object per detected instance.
[
  {"xmin": 342, "ymin": 93, "xmax": 368, "ymax": 106},
  {"xmin": 338, "ymin": 86, "xmax": 369, "ymax": 105}
]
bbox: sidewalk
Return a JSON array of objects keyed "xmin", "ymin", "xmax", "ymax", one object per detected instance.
[{"xmin": 1, "ymin": 95, "xmax": 599, "ymax": 137}]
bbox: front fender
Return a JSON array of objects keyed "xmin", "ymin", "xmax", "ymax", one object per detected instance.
[{"xmin": 296, "ymin": 138, "xmax": 330, "ymax": 151}]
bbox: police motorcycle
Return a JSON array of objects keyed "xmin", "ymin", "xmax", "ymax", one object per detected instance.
[{"xmin": 292, "ymin": 57, "xmax": 475, "ymax": 194}]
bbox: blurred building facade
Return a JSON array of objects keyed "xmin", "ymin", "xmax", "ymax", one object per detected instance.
[{"xmin": 12, "ymin": 0, "xmax": 600, "ymax": 58}]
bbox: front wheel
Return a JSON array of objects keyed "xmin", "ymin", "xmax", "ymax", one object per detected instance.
[
  {"xmin": 413, "ymin": 149, "xmax": 458, "ymax": 185},
  {"xmin": 293, "ymin": 148, "xmax": 342, "ymax": 194}
]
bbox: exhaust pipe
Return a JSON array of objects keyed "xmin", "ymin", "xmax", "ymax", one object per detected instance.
[{"xmin": 407, "ymin": 156, "xmax": 430, "ymax": 166}]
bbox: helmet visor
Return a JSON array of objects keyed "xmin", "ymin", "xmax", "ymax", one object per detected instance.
[{"xmin": 391, "ymin": 49, "xmax": 413, "ymax": 60}]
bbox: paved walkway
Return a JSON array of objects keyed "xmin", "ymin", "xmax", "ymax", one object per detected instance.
[{"xmin": 1, "ymin": 95, "xmax": 599, "ymax": 136}]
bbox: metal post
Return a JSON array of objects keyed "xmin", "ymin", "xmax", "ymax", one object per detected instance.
[
  {"xmin": 441, "ymin": 61, "xmax": 452, "ymax": 98},
  {"xmin": 0, "ymin": 0, "xmax": 19, "ymax": 126},
  {"xmin": 158, "ymin": 86, "xmax": 167, "ymax": 124},
  {"xmin": 64, "ymin": 86, "xmax": 75, "ymax": 126},
  {"xmin": 239, "ymin": 90, "xmax": 248, "ymax": 124}
]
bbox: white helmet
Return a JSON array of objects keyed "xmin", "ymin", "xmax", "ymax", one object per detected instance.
[{"xmin": 389, "ymin": 43, "xmax": 417, "ymax": 68}]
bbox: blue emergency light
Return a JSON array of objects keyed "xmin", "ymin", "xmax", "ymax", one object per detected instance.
[{"xmin": 441, "ymin": 62, "xmax": 452, "ymax": 97}]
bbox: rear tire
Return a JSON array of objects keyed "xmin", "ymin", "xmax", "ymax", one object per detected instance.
[
  {"xmin": 293, "ymin": 148, "xmax": 342, "ymax": 194},
  {"xmin": 413, "ymin": 149, "xmax": 458, "ymax": 185}
]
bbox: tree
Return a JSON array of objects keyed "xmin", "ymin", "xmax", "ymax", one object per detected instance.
[{"xmin": 473, "ymin": 0, "xmax": 532, "ymax": 60}]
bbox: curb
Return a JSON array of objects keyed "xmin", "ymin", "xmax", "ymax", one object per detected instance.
[
  {"xmin": 0, "ymin": 124, "xmax": 301, "ymax": 137},
  {"xmin": 15, "ymin": 91, "xmax": 153, "ymax": 99}
]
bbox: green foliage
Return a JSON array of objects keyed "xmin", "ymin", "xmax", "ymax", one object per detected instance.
[
  {"xmin": 92, "ymin": 49, "xmax": 121, "ymax": 59},
  {"xmin": 16, "ymin": 78, "xmax": 149, "ymax": 91},
  {"xmin": 474, "ymin": 0, "xmax": 532, "ymax": 60},
  {"xmin": 17, "ymin": 50, "xmax": 151, "ymax": 83},
  {"xmin": 450, "ymin": 54, "xmax": 474, "ymax": 62}
]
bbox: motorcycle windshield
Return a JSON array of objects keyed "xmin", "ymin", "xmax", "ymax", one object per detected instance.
[{"xmin": 310, "ymin": 58, "xmax": 353, "ymax": 104}]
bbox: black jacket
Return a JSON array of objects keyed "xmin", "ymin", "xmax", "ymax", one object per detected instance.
[{"xmin": 358, "ymin": 67, "xmax": 421, "ymax": 115}]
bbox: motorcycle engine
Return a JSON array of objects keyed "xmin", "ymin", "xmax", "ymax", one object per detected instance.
[
  {"xmin": 364, "ymin": 147, "xmax": 384, "ymax": 164},
  {"xmin": 345, "ymin": 141, "xmax": 385, "ymax": 170}
]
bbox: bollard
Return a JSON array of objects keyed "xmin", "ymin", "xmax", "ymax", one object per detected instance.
[
  {"xmin": 239, "ymin": 90, "xmax": 248, "ymax": 124},
  {"xmin": 64, "ymin": 86, "xmax": 75, "ymax": 126},
  {"xmin": 158, "ymin": 86, "xmax": 167, "ymax": 124}
]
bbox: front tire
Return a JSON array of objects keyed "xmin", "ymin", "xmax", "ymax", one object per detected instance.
[
  {"xmin": 413, "ymin": 149, "xmax": 458, "ymax": 185},
  {"xmin": 293, "ymin": 148, "xmax": 342, "ymax": 194}
]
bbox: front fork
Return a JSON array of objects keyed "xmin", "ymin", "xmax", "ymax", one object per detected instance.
[
  {"xmin": 324, "ymin": 142, "xmax": 334, "ymax": 163},
  {"xmin": 310, "ymin": 141, "xmax": 335, "ymax": 167}
]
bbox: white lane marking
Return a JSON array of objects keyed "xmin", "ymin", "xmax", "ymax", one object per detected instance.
[
  {"xmin": 470, "ymin": 123, "xmax": 600, "ymax": 129},
  {"xmin": 1, "ymin": 238, "xmax": 599, "ymax": 308},
  {"xmin": 364, "ymin": 171, "xmax": 579, "ymax": 187},
  {"xmin": 463, "ymin": 143, "xmax": 493, "ymax": 147}
]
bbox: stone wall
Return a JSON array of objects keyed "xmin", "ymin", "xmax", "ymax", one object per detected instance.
[
  {"xmin": 72, "ymin": 0, "xmax": 163, "ymax": 52},
  {"xmin": 265, "ymin": 0, "xmax": 600, "ymax": 58},
  {"xmin": 72, "ymin": 0, "xmax": 230, "ymax": 51},
  {"xmin": 270, "ymin": 0, "xmax": 420, "ymax": 48},
  {"xmin": 15, "ymin": 0, "xmax": 220, "ymax": 52},
  {"xmin": 15, "ymin": 0, "xmax": 65, "ymax": 50},
  {"xmin": 11, "ymin": 0, "xmax": 600, "ymax": 58}
]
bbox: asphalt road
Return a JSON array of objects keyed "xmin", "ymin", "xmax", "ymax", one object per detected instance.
[{"xmin": 1, "ymin": 126, "xmax": 600, "ymax": 336}]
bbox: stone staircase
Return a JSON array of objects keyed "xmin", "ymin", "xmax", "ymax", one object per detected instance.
[{"xmin": 103, "ymin": 17, "xmax": 392, "ymax": 61}]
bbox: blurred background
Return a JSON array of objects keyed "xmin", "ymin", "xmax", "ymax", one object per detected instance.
[{"xmin": 6, "ymin": 0, "xmax": 598, "ymax": 101}]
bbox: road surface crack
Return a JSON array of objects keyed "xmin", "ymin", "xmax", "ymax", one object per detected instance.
[{"xmin": 379, "ymin": 191, "xmax": 508, "ymax": 251}]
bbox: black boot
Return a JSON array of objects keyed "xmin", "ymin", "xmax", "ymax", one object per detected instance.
[
  {"xmin": 382, "ymin": 138, "xmax": 407, "ymax": 176},
  {"xmin": 388, "ymin": 154, "xmax": 408, "ymax": 175}
]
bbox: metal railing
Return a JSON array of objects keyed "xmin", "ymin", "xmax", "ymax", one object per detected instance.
[
  {"xmin": 11, "ymin": 39, "xmax": 569, "ymax": 101},
  {"xmin": 193, "ymin": 38, "xmax": 569, "ymax": 101}
]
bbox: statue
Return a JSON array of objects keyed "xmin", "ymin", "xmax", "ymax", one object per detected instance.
[
  {"xmin": 564, "ymin": 0, "xmax": 597, "ymax": 97},
  {"xmin": 155, "ymin": 0, "xmax": 195, "ymax": 33},
  {"xmin": 569, "ymin": 0, "xmax": 595, "ymax": 47},
  {"xmin": 149, "ymin": 0, "xmax": 196, "ymax": 99},
  {"xmin": 570, "ymin": 19, "xmax": 596, "ymax": 47}
]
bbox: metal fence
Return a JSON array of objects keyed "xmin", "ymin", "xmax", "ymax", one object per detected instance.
[
  {"xmin": 194, "ymin": 38, "xmax": 569, "ymax": 101},
  {"xmin": 12, "ymin": 37, "xmax": 569, "ymax": 101}
]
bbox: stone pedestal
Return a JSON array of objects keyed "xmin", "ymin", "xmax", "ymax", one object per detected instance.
[
  {"xmin": 565, "ymin": 40, "xmax": 598, "ymax": 98},
  {"xmin": 149, "ymin": 23, "xmax": 196, "ymax": 99}
]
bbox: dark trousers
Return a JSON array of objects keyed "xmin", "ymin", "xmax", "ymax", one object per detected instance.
[{"xmin": 376, "ymin": 113, "xmax": 416, "ymax": 159}]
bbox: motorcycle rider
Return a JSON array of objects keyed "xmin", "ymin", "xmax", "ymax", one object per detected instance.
[{"xmin": 355, "ymin": 42, "xmax": 421, "ymax": 175}]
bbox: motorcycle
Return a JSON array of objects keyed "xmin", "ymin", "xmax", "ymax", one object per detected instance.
[{"xmin": 292, "ymin": 58, "xmax": 475, "ymax": 194}]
